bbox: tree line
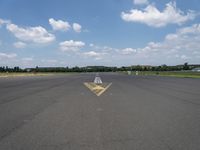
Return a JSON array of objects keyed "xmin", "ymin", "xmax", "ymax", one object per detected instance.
[{"xmin": 0, "ymin": 63, "xmax": 199, "ymax": 73}]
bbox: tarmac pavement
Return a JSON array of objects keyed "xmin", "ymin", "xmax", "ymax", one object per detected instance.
[{"xmin": 0, "ymin": 73, "xmax": 199, "ymax": 150}]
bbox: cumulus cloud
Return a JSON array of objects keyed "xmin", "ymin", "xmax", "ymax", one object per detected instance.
[
  {"xmin": 0, "ymin": 52, "xmax": 17, "ymax": 59},
  {"xmin": 83, "ymin": 51, "xmax": 102, "ymax": 57},
  {"xmin": 86, "ymin": 24, "xmax": 200, "ymax": 64},
  {"xmin": 73, "ymin": 23, "xmax": 82, "ymax": 33},
  {"xmin": 178, "ymin": 24, "xmax": 200, "ymax": 35},
  {"xmin": 0, "ymin": 18, "xmax": 10, "ymax": 26},
  {"xmin": 7, "ymin": 24, "xmax": 55, "ymax": 44},
  {"xmin": 13, "ymin": 41, "xmax": 27, "ymax": 48},
  {"xmin": 134, "ymin": 0, "xmax": 148, "ymax": 5},
  {"xmin": 49, "ymin": 18, "xmax": 71, "ymax": 31},
  {"xmin": 120, "ymin": 48, "xmax": 137, "ymax": 55},
  {"xmin": 83, "ymin": 51, "xmax": 107, "ymax": 60},
  {"xmin": 121, "ymin": 2, "xmax": 196, "ymax": 27},
  {"xmin": 59, "ymin": 40, "xmax": 85, "ymax": 52},
  {"xmin": 87, "ymin": 44, "xmax": 118, "ymax": 52},
  {"xmin": 165, "ymin": 24, "xmax": 200, "ymax": 45},
  {"xmin": 132, "ymin": 24, "xmax": 200, "ymax": 63}
]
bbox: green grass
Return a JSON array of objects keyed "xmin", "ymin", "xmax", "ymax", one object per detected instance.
[
  {"xmin": 126, "ymin": 71, "xmax": 200, "ymax": 78},
  {"xmin": 0, "ymin": 72, "xmax": 55, "ymax": 77},
  {"xmin": 0, "ymin": 72, "xmax": 79, "ymax": 78}
]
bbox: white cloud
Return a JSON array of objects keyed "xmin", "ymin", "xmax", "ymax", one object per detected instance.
[
  {"xmin": 81, "ymin": 44, "xmax": 117, "ymax": 60},
  {"xmin": 178, "ymin": 24, "xmax": 200, "ymax": 35},
  {"xmin": 73, "ymin": 23, "xmax": 82, "ymax": 33},
  {"xmin": 0, "ymin": 18, "xmax": 10, "ymax": 26},
  {"xmin": 0, "ymin": 52, "xmax": 17, "ymax": 59},
  {"xmin": 83, "ymin": 51, "xmax": 107, "ymax": 60},
  {"xmin": 83, "ymin": 24, "xmax": 200, "ymax": 65},
  {"xmin": 121, "ymin": 2, "xmax": 196, "ymax": 27},
  {"xmin": 59, "ymin": 40, "xmax": 85, "ymax": 52},
  {"xmin": 49, "ymin": 18, "xmax": 82, "ymax": 33},
  {"xmin": 7, "ymin": 24, "xmax": 55, "ymax": 44},
  {"xmin": 13, "ymin": 41, "xmax": 27, "ymax": 48},
  {"xmin": 87, "ymin": 44, "xmax": 118, "ymax": 52},
  {"xmin": 49, "ymin": 18, "xmax": 71, "ymax": 31},
  {"xmin": 134, "ymin": 0, "xmax": 148, "ymax": 5},
  {"xmin": 120, "ymin": 48, "xmax": 137, "ymax": 55},
  {"xmin": 131, "ymin": 24, "xmax": 200, "ymax": 64},
  {"xmin": 83, "ymin": 51, "xmax": 102, "ymax": 57}
]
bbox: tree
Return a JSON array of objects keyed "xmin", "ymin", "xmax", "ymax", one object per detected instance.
[{"xmin": 183, "ymin": 62, "xmax": 189, "ymax": 70}]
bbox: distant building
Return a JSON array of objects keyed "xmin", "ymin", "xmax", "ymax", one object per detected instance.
[
  {"xmin": 192, "ymin": 68, "xmax": 200, "ymax": 72},
  {"xmin": 25, "ymin": 68, "xmax": 32, "ymax": 72}
]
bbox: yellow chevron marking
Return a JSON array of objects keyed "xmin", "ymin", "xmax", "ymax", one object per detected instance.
[{"xmin": 84, "ymin": 82, "xmax": 112, "ymax": 96}]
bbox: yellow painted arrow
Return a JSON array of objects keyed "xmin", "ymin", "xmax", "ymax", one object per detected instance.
[{"xmin": 84, "ymin": 82, "xmax": 112, "ymax": 96}]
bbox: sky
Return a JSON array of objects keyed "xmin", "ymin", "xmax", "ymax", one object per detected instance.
[{"xmin": 0, "ymin": 0, "xmax": 200, "ymax": 68}]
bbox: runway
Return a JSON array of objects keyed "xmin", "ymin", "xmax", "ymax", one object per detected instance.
[{"xmin": 0, "ymin": 73, "xmax": 199, "ymax": 150}]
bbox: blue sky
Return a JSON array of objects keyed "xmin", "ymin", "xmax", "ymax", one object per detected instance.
[{"xmin": 0, "ymin": 0, "xmax": 200, "ymax": 67}]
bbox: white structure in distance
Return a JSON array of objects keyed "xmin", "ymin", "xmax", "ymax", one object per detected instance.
[{"xmin": 94, "ymin": 76, "xmax": 103, "ymax": 84}]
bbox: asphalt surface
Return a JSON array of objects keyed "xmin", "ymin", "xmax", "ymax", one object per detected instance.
[{"xmin": 0, "ymin": 73, "xmax": 200, "ymax": 150}]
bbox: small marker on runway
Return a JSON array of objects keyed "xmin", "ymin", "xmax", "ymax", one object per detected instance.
[
  {"xmin": 94, "ymin": 76, "xmax": 103, "ymax": 84},
  {"xmin": 84, "ymin": 74, "xmax": 112, "ymax": 96}
]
